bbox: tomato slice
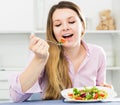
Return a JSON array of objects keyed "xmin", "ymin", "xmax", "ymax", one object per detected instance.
[
  {"xmin": 94, "ymin": 93, "xmax": 99, "ymax": 99},
  {"xmin": 68, "ymin": 93, "xmax": 73, "ymax": 97},
  {"xmin": 60, "ymin": 38, "xmax": 66, "ymax": 43},
  {"xmin": 99, "ymin": 93, "xmax": 105, "ymax": 97},
  {"xmin": 75, "ymin": 97, "xmax": 83, "ymax": 100}
]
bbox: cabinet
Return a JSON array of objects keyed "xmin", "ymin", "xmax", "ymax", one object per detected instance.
[
  {"xmin": 0, "ymin": 0, "xmax": 120, "ymax": 101},
  {"xmin": 0, "ymin": 34, "xmax": 30, "ymax": 101},
  {"xmin": 0, "ymin": 69, "xmax": 21, "ymax": 101},
  {"xmin": 0, "ymin": 0, "xmax": 34, "ymax": 32}
]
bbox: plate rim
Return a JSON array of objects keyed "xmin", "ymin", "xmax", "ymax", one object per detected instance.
[{"xmin": 61, "ymin": 86, "xmax": 117, "ymax": 102}]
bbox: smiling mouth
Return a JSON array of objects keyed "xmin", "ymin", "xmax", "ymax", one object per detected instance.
[{"xmin": 62, "ymin": 34, "xmax": 73, "ymax": 38}]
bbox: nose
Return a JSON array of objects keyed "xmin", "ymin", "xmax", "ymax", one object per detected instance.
[{"xmin": 62, "ymin": 23, "xmax": 70, "ymax": 31}]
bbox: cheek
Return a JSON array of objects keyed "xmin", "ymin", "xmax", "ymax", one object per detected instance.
[
  {"xmin": 53, "ymin": 27, "xmax": 61, "ymax": 39},
  {"xmin": 73, "ymin": 24, "xmax": 82, "ymax": 35},
  {"xmin": 78, "ymin": 24, "xmax": 82, "ymax": 34}
]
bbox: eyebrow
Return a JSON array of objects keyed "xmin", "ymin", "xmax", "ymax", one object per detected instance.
[{"xmin": 53, "ymin": 16, "xmax": 75, "ymax": 23}]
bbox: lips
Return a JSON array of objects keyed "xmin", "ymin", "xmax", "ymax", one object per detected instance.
[{"xmin": 62, "ymin": 34, "xmax": 73, "ymax": 38}]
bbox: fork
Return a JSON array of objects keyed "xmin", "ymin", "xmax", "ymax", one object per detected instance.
[{"xmin": 31, "ymin": 32, "xmax": 63, "ymax": 46}]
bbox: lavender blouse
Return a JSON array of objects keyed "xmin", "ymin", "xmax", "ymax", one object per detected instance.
[{"xmin": 8, "ymin": 40, "xmax": 106, "ymax": 102}]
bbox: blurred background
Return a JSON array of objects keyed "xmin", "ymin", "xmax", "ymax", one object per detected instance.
[{"xmin": 0, "ymin": 0, "xmax": 120, "ymax": 101}]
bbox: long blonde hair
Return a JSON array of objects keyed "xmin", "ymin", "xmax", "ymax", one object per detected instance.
[{"xmin": 44, "ymin": 1, "xmax": 86, "ymax": 100}]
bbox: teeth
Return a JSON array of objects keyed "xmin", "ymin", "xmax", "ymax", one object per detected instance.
[{"xmin": 63, "ymin": 34, "xmax": 71, "ymax": 36}]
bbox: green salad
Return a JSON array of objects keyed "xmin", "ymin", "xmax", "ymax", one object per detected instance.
[{"xmin": 68, "ymin": 86, "xmax": 108, "ymax": 100}]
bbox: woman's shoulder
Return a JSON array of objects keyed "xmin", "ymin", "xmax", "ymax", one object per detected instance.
[
  {"xmin": 82, "ymin": 40, "xmax": 104, "ymax": 53},
  {"xmin": 87, "ymin": 43, "xmax": 106, "ymax": 55}
]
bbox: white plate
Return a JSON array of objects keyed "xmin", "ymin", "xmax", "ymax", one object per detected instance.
[
  {"xmin": 64, "ymin": 98, "xmax": 102, "ymax": 102},
  {"xmin": 61, "ymin": 86, "xmax": 117, "ymax": 102}
]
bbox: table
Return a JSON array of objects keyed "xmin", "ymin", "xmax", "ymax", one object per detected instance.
[{"xmin": 0, "ymin": 100, "xmax": 120, "ymax": 105}]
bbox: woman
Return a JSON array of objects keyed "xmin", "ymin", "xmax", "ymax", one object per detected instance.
[{"xmin": 8, "ymin": 1, "xmax": 111, "ymax": 102}]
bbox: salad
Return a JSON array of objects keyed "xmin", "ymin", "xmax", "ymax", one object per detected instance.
[{"xmin": 67, "ymin": 86, "xmax": 108, "ymax": 100}]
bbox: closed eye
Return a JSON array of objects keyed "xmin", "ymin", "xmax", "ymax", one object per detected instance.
[
  {"xmin": 55, "ymin": 24, "xmax": 61, "ymax": 27},
  {"xmin": 69, "ymin": 21, "xmax": 75, "ymax": 24}
]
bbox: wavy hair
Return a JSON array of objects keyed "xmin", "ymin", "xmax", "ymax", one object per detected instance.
[{"xmin": 44, "ymin": 1, "xmax": 86, "ymax": 100}]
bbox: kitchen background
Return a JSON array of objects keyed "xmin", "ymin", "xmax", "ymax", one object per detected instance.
[{"xmin": 0, "ymin": 0, "xmax": 120, "ymax": 101}]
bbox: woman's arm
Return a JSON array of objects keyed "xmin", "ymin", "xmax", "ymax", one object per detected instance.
[
  {"xmin": 19, "ymin": 34, "xmax": 49, "ymax": 93},
  {"xmin": 96, "ymin": 47, "xmax": 106, "ymax": 85},
  {"xmin": 8, "ymin": 70, "xmax": 42, "ymax": 102},
  {"xmin": 19, "ymin": 56, "xmax": 47, "ymax": 93},
  {"xmin": 96, "ymin": 47, "xmax": 112, "ymax": 88},
  {"xmin": 9, "ymin": 87, "xmax": 32, "ymax": 102},
  {"xmin": 9, "ymin": 34, "xmax": 49, "ymax": 102}
]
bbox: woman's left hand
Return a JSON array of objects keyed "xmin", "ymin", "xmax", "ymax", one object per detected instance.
[{"xmin": 100, "ymin": 83, "xmax": 113, "ymax": 89}]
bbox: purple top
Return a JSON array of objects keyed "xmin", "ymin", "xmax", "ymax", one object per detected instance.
[{"xmin": 8, "ymin": 40, "xmax": 106, "ymax": 102}]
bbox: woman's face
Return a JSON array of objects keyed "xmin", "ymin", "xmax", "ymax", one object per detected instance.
[{"xmin": 52, "ymin": 8, "xmax": 83, "ymax": 47}]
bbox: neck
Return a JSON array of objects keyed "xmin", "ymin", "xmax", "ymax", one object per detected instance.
[{"xmin": 64, "ymin": 43, "xmax": 83, "ymax": 60}]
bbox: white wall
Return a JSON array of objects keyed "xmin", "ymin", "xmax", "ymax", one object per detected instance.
[
  {"xmin": 112, "ymin": 0, "xmax": 120, "ymax": 30},
  {"xmin": 0, "ymin": 0, "xmax": 34, "ymax": 31},
  {"xmin": 36, "ymin": 0, "xmax": 112, "ymax": 31},
  {"xmin": 0, "ymin": 34, "xmax": 30, "ymax": 68}
]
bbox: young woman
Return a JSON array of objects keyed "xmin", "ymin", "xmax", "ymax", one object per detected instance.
[{"xmin": 8, "ymin": 1, "xmax": 111, "ymax": 102}]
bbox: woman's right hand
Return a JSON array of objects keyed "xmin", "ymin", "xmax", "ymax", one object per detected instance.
[
  {"xmin": 18, "ymin": 34, "xmax": 49, "ymax": 93},
  {"xmin": 29, "ymin": 34, "xmax": 49, "ymax": 61}
]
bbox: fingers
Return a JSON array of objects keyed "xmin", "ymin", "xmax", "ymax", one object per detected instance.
[
  {"xmin": 29, "ymin": 34, "xmax": 40, "ymax": 47},
  {"xmin": 35, "ymin": 42, "xmax": 49, "ymax": 58},
  {"xmin": 30, "ymin": 32, "xmax": 36, "ymax": 39},
  {"xmin": 30, "ymin": 33, "xmax": 35, "ymax": 39},
  {"xmin": 29, "ymin": 34, "xmax": 49, "ymax": 59},
  {"xmin": 100, "ymin": 83, "xmax": 113, "ymax": 89}
]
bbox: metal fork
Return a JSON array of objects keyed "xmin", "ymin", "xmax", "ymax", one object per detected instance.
[{"xmin": 31, "ymin": 32, "xmax": 62, "ymax": 46}]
